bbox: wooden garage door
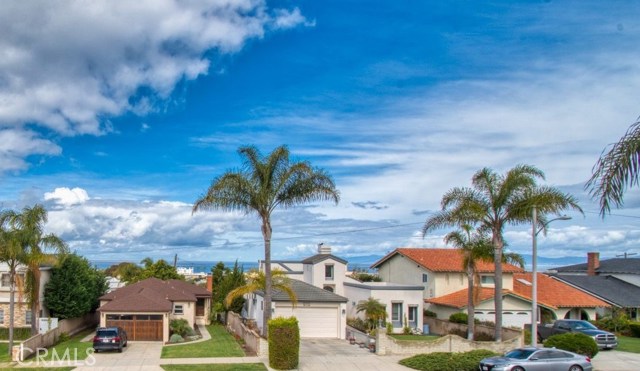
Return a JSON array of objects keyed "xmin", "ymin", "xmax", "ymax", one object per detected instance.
[
  {"xmin": 106, "ymin": 314, "xmax": 163, "ymax": 341},
  {"xmin": 291, "ymin": 306, "xmax": 339, "ymax": 338}
]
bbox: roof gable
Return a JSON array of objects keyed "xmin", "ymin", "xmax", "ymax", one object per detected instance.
[
  {"xmin": 552, "ymin": 274, "xmax": 640, "ymax": 307},
  {"xmin": 372, "ymin": 248, "xmax": 524, "ymax": 273},
  {"xmin": 554, "ymin": 258, "xmax": 640, "ymax": 275},
  {"xmin": 301, "ymin": 254, "xmax": 347, "ymax": 265},
  {"xmin": 259, "ymin": 279, "xmax": 348, "ymax": 303}
]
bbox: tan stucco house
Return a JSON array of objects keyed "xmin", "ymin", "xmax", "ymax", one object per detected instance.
[{"xmin": 97, "ymin": 277, "xmax": 211, "ymax": 342}]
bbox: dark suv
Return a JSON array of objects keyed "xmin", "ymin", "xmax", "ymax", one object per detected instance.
[{"xmin": 93, "ymin": 327, "xmax": 128, "ymax": 353}]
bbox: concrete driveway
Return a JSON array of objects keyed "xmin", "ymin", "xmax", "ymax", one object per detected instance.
[
  {"xmin": 299, "ymin": 338, "xmax": 410, "ymax": 371},
  {"xmin": 591, "ymin": 350, "xmax": 640, "ymax": 371}
]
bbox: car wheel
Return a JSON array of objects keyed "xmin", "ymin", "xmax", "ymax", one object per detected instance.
[
  {"xmin": 568, "ymin": 365, "xmax": 583, "ymax": 371},
  {"xmin": 511, "ymin": 367, "xmax": 525, "ymax": 371},
  {"xmin": 93, "ymin": 349, "xmax": 99, "ymax": 353},
  {"xmin": 123, "ymin": 341, "xmax": 127, "ymax": 347},
  {"xmin": 118, "ymin": 347, "xmax": 122, "ymax": 353}
]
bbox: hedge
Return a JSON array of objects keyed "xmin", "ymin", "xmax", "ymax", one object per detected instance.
[
  {"xmin": 268, "ymin": 317, "xmax": 300, "ymax": 370},
  {"xmin": 629, "ymin": 322, "xmax": 640, "ymax": 338},
  {"xmin": 400, "ymin": 350, "xmax": 498, "ymax": 371},
  {"xmin": 0, "ymin": 327, "xmax": 32, "ymax": 340},
  {"xmin": 543, "ymin": 332, "xmax": 599, "ymax": 358}
]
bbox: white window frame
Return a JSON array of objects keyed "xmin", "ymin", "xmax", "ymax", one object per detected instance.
[
  {"xmin": 325, "ymin": 264, "xmax": 334, "ymax": 280},
  {"xmin": 25, "ymin": 310, "xmax": 32, "ymax": 325},
  {"xmin": 422, "ymin": 273, "xmax": 428, "ymax": 283},
  {"xmin": 173, "ymin": 304, "xmax": 184, "ymax": 315},
  {"xmin": 391, "ymin": 302, "xmax": 402, "ymax": 324},
  {"xmin": 408, "ymin": 305, "xmax": 418, "ymax": 323},
  {"xmin": 0, "ymin": 309, "xmax": 4, "ymax": 324},
  {"xmin": 481, "ymin": 275, "xmax": 495, "ymax": 285}
]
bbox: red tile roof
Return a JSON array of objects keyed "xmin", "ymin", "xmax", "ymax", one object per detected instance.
[
  {"xmin": 98, "ymin": 277, "xmax": 211, "ymax": 313},
  {"xmin": 425, "ymin": 287, "xmax": 501, "ymax": 309},
  {"xmin": 513, "ymin": 273, "xmax": 610, "ymax": 308},
  {"xmin": 372, "ymin": 248, "xmax": 524, "ymax": 273}
]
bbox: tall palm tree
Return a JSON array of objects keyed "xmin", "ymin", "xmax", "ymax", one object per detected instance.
[
  {"xmin": 586, "ymin": 119, "xmax": 640, "ymax": 216},
  {"xmin": 0, "ymin": 227, "xmax": 25, "ymax": 355},
  {"xmin": 423, "ymin": 165, "xmax": 582, "ymax": 341},
  {"xmin": 2, "ymin": 205, "xmax": 67, "ymax": 335},
  {"xmin": 224, "ymin": 269, "xmax": 297, "ymax": 309},
  {"xmin": 193, "ymin": 145, "xmax": 339, "ymax": 337},
  {"xmin": 355, "ymin": 297, "xmax": 387, "ymax": 332}
]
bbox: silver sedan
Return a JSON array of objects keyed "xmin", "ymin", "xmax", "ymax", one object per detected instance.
[{"xmin": 478, "ymin": 347, "xmax": 593, "ymax": 371}]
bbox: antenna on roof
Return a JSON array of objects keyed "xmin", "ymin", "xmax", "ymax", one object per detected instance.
[{"xmin": 616, "ymin": 252, "xmax": 638, "ymax": 259}]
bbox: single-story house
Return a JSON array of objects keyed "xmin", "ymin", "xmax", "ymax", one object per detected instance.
[
  {"xmin": 244, "ymin": 279, "xmax": 348, "ymax": 339},
  {"xmin": 97, "ymin": 277, "xmax": 211, "ymax": 342}
]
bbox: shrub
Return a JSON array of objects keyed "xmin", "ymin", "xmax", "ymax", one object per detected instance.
[
  {"xmin": 169, "ymin": 334, "xmax": 184, "ymax": 343},
  {"xmin": 473, "ymin": 332, "xmax": 494, "ymax": 341},
  {"xmin": 0, "ymin": 327, "xmax": 31, "ymax": 340},
  {"xmin": 424, "ymin": 309, "xmax": 437, "ymax": 318},
  {"xmin": 268, "ymin": 317, "xmax": 300, "ymax": 370},
  {"xmin": 57, "ymin": 332, "xmax": 70, "ymax": 344},
  {"xmin": 347, "ymin": 317, "xmax": 367, "ymax": 333},
  {"xmin": 386, "ymin": 322, "xmax": 393, "ymax": 335},
  {"xmin": 169, "ymin": 318, "xmax": 193, "ymax": 337},
  {"xmin": 399, "ymin": 349, "xmax": 498, "ymax": 371},
  {"xmin": 448, "ymin": 328, "xmax": 467, "ymax": 338},
  {"xmin": 629, "ymin": 322, "xmax": 640, "ymax": 338},
  {"xmin": 523, "ymin": 329, "xmax": 531, "ymax": 345},
  {"xmin": 449, "ymin": 312, "xmax": 467, "ymax": 324},
  {"xmin": 543, "ymin": 332, "xmax": 599, "ymax": 358}
]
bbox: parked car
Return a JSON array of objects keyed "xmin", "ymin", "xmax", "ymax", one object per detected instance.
[
  {"xmin": 536, "ymin": 319, "xmax": 617, "ymax": 349},
  {"xmin": 93, "ymin": 326, "xmax": 128, "ymax": 353},
  {"xmin": 478, "ymin": 347, "xmax": 593, "ymax": 371}
]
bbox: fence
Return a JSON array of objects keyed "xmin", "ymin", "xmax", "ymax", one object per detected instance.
[
  {"xmin": 424, "ymin": 317, "xmax": 523, "ymax": 341},
  {"xmin": 12, "ymin": 312, "xmax": 99, "ymax": 362},
  {"xmin": 375, "ymin": 332, "xmax": 522, "ymax": 355},
  {"xmin": 226, "ymin": 312, "xmax": 268, "ymax": 357}
]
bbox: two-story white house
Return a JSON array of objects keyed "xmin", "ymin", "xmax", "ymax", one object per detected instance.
[
  {"xmin": 246, "ymin": 244, "xmax": 424, "ymax": 338},
  {"xmin": 0, "ymin": 263, "xmax": 53, "ymax": 329}
]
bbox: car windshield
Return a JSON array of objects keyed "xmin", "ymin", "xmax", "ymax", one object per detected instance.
[
  {"xmin": 505, "ymin": 349, "xmax": 536, "ymax": 359},
  {"xmin": 96, "ymin": 330, "xmax": 117, "ymax": 337},
  {"xmin": 568, "ymin": 321, "xmax": 597, "ymax": 330}
]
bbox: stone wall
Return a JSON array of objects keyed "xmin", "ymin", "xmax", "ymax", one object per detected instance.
[
  {"xmin": 0, "ymin": 303, "xmax": 31, "ymax": 327},
  {"xmin": 375, "ymin": 332, "xmax": 522, "ymax": 356},
  {"xmin": 226, "ymin": 311, "xmax": 268, "ymax": 357},
  {"xmin": 424, "ymin": 317, "xmax": 523, "ymax": 342}
]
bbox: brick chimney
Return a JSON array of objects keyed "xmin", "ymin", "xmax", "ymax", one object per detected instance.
[
  {"xmin": 587, "ymin": 252, "xmax": 600, "ymax": 276},
  {"xmin": 206, "ymin": 275, "xmax": 213, "ymax": 292}
]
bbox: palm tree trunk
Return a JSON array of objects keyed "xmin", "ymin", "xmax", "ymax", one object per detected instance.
[
  {"xmin": 467, "ymin": 268, "xmax": 474, "ymax": 341},
  {"xmin": 8, "ymin": 270, "xmax": 15, "ymax": 357},
  {"xmin": 493, "ymin": 233, "xmax": 503, "ymax": 342},
  {"xmin": 261, "ymin": 218, "xmax": 272, "ymax": 338},
  {"xmin": 29, "ymin": 270, "xmax": 40, "ymax": 335}
]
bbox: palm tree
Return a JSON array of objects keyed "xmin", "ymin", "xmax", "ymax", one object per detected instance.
[
  {"xmin": 0, "ymin": 227, "xmax": 25, "ymax": 355},
  {"xmin": 423, "ymin": 165, "xmax": 582, "ymax": 341},
  {"xmin": 193, "ymin": 145, "xmax": 339, "ymax": 337},
  {"xmin": 444, "ymin": 225, "xmax": 525, "ymax": 340},
  {"xmin": 355, "ymin": 297, "xmax": 387, "ymax": 333},
  {"xmin": 224, "ymin": 269, "xmax": 297, "ymax": 309},
  {"xmin": 2, "ymin": 205, "xmax": 67, "ymax": 335},
  {"xmin": 586, "ymin": 119, "xmax": 640, "ymax": 216}
]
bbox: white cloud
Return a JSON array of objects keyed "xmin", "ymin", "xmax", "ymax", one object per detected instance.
[
  {"xmin": 0, "ymin": 0, "xmax": 307, "ymax": 172},
  {"xmin": 44, "ymin": 187, "xmax": 90, "ymax": 206}
]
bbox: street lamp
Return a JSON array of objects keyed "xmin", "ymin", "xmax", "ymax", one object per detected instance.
[{"xmin": 531, "ymin": 206, "xmax": 571, "ymax": 347}]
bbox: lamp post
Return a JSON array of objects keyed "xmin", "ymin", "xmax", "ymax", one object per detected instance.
[{"xmin": 531, "ymin": 206, "xmax": 571, "ymax": 347}]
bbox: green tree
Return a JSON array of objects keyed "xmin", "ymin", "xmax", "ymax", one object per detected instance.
[
  {"xmin": 423, "ymin": 165, "xmax": 582, "ymax": 341},
  {"xmin": 1, "ymin": 204, "xmax": 68, "ymax": 335},
  {"xmin": 193, "ymin": 145, "xmax": 339, "ymax": 336},
  {"xmin": 44, "ymin": 254, "xmax": 107, "ymax": 319},
  {"xmin": 356, "ymin": 297, "xmax": 387, "ymax": 332},
  {"xmin": 105, "ymin": 262, "xmax": 142, "ymax": 282},
  {"xmin": 215, "ymin": 261, "xmax": 246, "ymax": 314},
  {"xmin": 586, "ymin": 120, "xmax": 640, "ymax": 216},
  {"xmin": 210, "ymin": 261, "xmax": 229, "ymax": 306},
  {"xmin": 444, "ymin": 225, "xmax": 524, "ymax": 340},
  {"xmin": 127, "ymin": 258, "xmax": 182, "ymax": 283},
  {"xmin": 224, "ymin": 269, "xmax": 296, "ymax": 309}
]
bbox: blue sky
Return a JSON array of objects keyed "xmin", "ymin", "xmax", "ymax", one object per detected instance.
[{"xmin": 1, "ymin": 0, "xmax": 640, "ymax": 267}]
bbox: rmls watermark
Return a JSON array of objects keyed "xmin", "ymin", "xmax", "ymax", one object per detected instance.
[{"xmin": 16, "ymin": 345, "xmax": 97, "ymax": 367}]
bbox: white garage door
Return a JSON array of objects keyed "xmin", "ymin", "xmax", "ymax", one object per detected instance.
[
  {"xmin": 290, "ymin": 306, "xmax": 339, "ymax": 338},
  {"xmin": 475, "ymin": 311, "xmax": 531, "ymax": 329}
]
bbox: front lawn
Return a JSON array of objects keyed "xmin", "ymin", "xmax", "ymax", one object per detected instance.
[
  {"xmin": 617, "ymin": 336, "xmax": 640, "ymax": 353},
  {"xmin": 161, "ymin": 325, "xmax": 244, "ymax": 358},
  {"xmin": 161, "ymin": 364, "xmax": 267, "ymax": 371},
  {"xmin": 0, "ymin": 343, "xmax": 12, "ymax": 362},
  {"xmin": 38, "ymin": 328, "xmax": 95, "ymax": 362},
  {"xmin": 0, "ymin": 368, "xmax": 75, "ymax": 371},
  {"xmin": 390, "ymin": 334, "xmax": 440, "ymax": 341}
]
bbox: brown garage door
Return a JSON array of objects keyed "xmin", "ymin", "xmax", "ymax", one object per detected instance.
[{"xmin": 106, "ymin": 314, "xmax": 163, "ymax": 341}]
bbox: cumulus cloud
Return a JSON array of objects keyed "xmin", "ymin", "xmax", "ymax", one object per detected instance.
[
  {"xmin": 44, "ymin": 187, "xmax": 90, "ymax": 206},
  {"xmin": 0, "ymin": 0, "xmax": 307, "ymax": 172}
]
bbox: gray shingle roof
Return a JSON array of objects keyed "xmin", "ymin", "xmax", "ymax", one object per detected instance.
[
  {"xmin": 301, "ymin": 254, "xmax": 347, "ymax": 265},
  {"xmin": 552, "ymin": 274, "xmax": 640, "ymax": 307},
  {"xmin": 553, "ymin": 258, "xmax": 640, "ymax": 274},
  {"xmin": 259, "ymin": 279, "xmax": 348, "ymax": 303}
]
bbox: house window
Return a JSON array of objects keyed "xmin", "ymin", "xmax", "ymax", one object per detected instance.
[
  {"xmin": 26, "ymin": 310, "xmax": 32, "ymax": 325},
  {"xmin": 422, "ymin": 274, "xmax": 428, "ymax": 282},
  {"xmin": 173, "ymin": 305, "xmax": 184, "ymax": 315},
  {"xmin": 325, "ymin": 265, "xmax": 334, "ymax": 280},
  {"xmin": 408, "ymin": 306, "xmax": 418, "ymax": 325},
  {"xmin": 1, "ymin": 274, "xmax": 9, "ymax": 287},
  {"xmin": 481, "ymin": 275, "xmax": 495, "ymax": 285},
  {"xmin": 391, "ymin": 302, "xmax": 402, "ymax": 325},
  {"xmin": 0, "ymin": 309, "xmax": 4, "ymax": 324}
]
